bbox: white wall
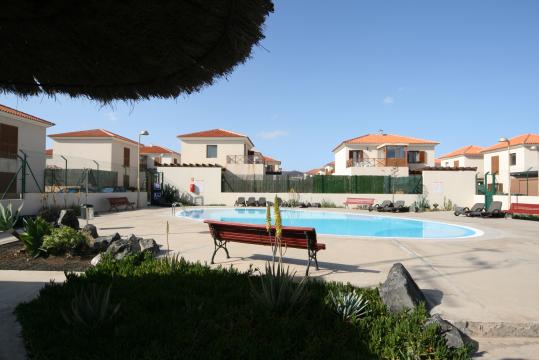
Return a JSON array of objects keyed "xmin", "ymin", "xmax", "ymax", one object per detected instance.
[
  {"xmin": 0, "ymin": 113, "xmax": 49, "ymax": 193},
  {"xmin": 180, "ymin": 138, "xmax": 249, "ymax": 166},
  {"xmin": 440, "ymin": 155, "xmax": 484, "ymax": 176},
  {"xmin": 483, "ymin": 146, "xmax": 539, "ymax": 191},
  {"xmin": 158, "ymin": 166, "xmax": 223, "ymax": 205},
  {"xmin": 110, "ymin": 139, "xmax": 140, "ymax": 187},
  {"xmin": 50, "ymin": 139, "xmax": 113, "ymax": 169},
  {"xmin": 422, "ymin": 170, "xmax": 477, "ymax": 208},
  {"xmin": 1, "ymin": 192, "xmax": 147, "ymax": 216}
]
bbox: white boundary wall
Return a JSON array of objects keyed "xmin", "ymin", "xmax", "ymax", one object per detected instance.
[{"xmin": 1, "ymin": 192, "xmax": 147, "ymax": 215}]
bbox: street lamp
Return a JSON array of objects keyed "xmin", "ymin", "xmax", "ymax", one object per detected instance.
[
  {"xmin": 499, "ymin": 137, "xmax": 511, "ymax": 208},
  {"xmin": 137, "ymin": 130, "xmax": 150, "ymax": 208}
]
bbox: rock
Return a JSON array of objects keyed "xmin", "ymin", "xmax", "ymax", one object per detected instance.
[
  {"xmin": 426, "ymin": 314, "xmax": 478, "ymax": 350},
  {"xmin": 105, "ymin": 239, "xmax": 132, "ymax": 260},
  {"xmin": 83, "ymin": 224, "xmax": 99, "ymax": 238},
  {"xmin": 139, "ymin": 238, "xmax": 159, "ymax": 255},
  {"xmin": 92, "ymin": 233, "xmax": 121, "ymax": 252},
  {"xmin": 57, "ymin": 209, "xmax": 79, "ymax": 229},
  {"xmin": 379, "ymin": 263, "xmax": 427, "ymax": 313},
  {"xmin": 90, "ymin": 253, "xmax": 102, "ymax": 266}
]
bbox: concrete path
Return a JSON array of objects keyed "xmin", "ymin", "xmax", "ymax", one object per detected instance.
[{"xmin": 2, "ymin": 207, "xmax": 539, "ymax": 359}]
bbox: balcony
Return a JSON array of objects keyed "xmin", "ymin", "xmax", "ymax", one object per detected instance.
[
  {"xmin": 346, "ymin": 158, "xmax": 407, "ymax": 168},
  {"xmin": 227, "ymin": 155, "xmax": 265, "ymax": 165}
]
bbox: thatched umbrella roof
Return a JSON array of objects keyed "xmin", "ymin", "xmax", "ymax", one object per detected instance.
[{"xmin": 0, "ymin": 0, "xmax": 273, "ymax": 103}]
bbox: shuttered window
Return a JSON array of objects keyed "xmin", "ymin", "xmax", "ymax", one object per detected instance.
[
  {"xmin": 0, "ymin": 124, "xmax": 19, "ymax": 159},
  {"xmin": 453, "ymin": 160, "xmax": 459, "ymax": 168},
  {"xmin": 491, "ymin": 156, "xmax": 499, "ymax": 174},
  {"xmin": 123, "ymin": 148, "xmax": 130, "ymax": 167}
]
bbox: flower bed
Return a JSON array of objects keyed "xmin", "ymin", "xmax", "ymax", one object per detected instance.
[{"xmin": 15, "ymin": 254, "xmax": 471, "ymax": 359}]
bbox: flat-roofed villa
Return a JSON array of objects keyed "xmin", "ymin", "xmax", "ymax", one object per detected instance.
[
  {"xmin": 481, "ymin": 133, "xmax": 539, "ymax": 196},
  {"xmin": 177, "ymin": 128, "xmax": 281, "ymax": 176},
  {"xmin": 332, "ymin": 132, "xmax": 438, "ymax": 176},
  {"xmin": 439, "ymin": 145, "xmax": 485, "ymax": 175}
]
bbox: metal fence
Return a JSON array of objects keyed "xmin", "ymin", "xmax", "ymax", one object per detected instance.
[{"xmin": 222, "ymin": 173, "xmax": 423, "ymax": 194}]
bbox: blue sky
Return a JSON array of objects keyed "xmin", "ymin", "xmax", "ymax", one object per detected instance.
[{"xmin": 1, "ymin": 1, "xmax": 538, "ymax": 170}]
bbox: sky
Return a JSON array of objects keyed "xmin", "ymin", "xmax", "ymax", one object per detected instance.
[{"xmin": 1, "ymin": 1, "xmax": 538, "ymax": 171}]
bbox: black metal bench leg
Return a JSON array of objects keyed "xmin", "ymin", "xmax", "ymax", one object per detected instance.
[
  {"xmin": 211, "ymin": 239, "xmax": 229, "ymax": 264},
  {"xmin": 313, "ymin": 250, "xmax": 320, "ymax": 270}
]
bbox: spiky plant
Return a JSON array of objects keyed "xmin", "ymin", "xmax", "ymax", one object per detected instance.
[
  {"xmin": 19, "ymin": 217, "xmax": 52, "ymax": 257},
  {"xmin": 327, "ymin": 289, "xmax": 369, "ymax": 322},
  {"xmin": 61, "ymin": 284, "xmax": 121, "ymax": 333},
  {"xmin": 0, "ymin": 202, "xmax": 23, "ymax": 232}
]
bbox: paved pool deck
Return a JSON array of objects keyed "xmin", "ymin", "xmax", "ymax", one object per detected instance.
[{"xmin": 2, "ymin": 206, "xmax": 539, "ymax": 359}]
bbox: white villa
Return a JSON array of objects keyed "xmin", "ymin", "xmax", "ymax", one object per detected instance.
[
  {"xmin": 439, "ymin": 145, "xmax": 485, "ymax": 175},
  {"xmin": 0, "ymin": 104, "xmax": 55, "ymax": 194},
  {"xmin": 177, "ymin": 129, "xmax": 281, "ymax": 176},
  {"xmin": 332, "ymin": 133, "xmax": 438, "ymax": 176},
  {"xmin": 48, "ymin": 129, "xmax": 141, "ymax": 188},
  {"xmin": 481, "ymin": 133, "xmax": 539, "ymax": 196},
  {"xmin": 140, "ymin": 145, "xmax": 181, "ymax": 168}
]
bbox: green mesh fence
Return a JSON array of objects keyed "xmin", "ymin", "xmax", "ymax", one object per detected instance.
[
  {"xmin": 222, "ymin": 173, "xmax": 422, "ymax": 194},
  {"xmin": 44, "ymin": 168, "xmax": 118, "ymax": 190}
]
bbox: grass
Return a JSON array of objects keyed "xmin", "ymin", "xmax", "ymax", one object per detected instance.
[{"xmin": 16, "ymin": 253, "xmax": 471, "ymax": 359}]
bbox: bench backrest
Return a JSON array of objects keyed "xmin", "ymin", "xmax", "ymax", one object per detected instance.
[
  {"xmin": 107, "ymin": 197, "xmax": 129, "ymax": 204},
  {"xmin": 204, "ymin": 220, "xmax": 318, "ymax": 248},
  {"xmin": 509, "ymin": 203, "xmax": 539, "ymax": 214},
  {"xmin": 345, "ymin": 197, "xmax": 374, "ymax": 204}
]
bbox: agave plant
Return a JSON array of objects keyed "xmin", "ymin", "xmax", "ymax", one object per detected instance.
[
  {"xmin": 61, "ymin": 284, "xmax": 121, "ymax": 333},
  {"xmin": 327, "ymin": 289, "xmax": 369, "ymax": 322},
  {"xmin": 0, "ymin": 202, "xmax": 23, "ymax": 232},
  {"xmin": 250, "ymin": 261, "xmax": 307, "ymax": 314},
  {"xmin": 19, "ymin": 217, "xmax": 52, "ymax": 257}
]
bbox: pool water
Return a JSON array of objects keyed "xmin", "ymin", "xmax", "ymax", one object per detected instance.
[{"xmin": 177, "ymin": 208, "xmax": 478, "ymax": 239}]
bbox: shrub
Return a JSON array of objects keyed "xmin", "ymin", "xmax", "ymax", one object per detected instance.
[
  {"xmin": 38, "ymin": 206, "xmax": 61, "ymax": 223},
  {"xmin": 161, "ymin": 183, "xmax": 180, "ymax": 203},
  {"xmin": 327, "ymin": 288, "xmax": 369, "ymax": 322},
  {"xmin": 61, "ymin": 284, "xmax": 121, "ymax": 334},
  {"xmin": 320, "ymin": 199, "xmax": 337, "ymax": 208},
  {"xmin": 0, "ymin": 202, "xmax": 23, "ymax": 231},
  {"xmin": 19, "ymin": 217, "xmax": 52, "ymax": 257},
  {"xmin": 42, "ymin": 226, "xmax": 89, "ymax": 255},
  {"xmin": 443, "ymin": 197, "xmax": 454, "ymax": 211}
]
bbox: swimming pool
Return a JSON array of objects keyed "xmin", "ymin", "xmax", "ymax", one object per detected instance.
[{"xmin": 177, "ymin": 208, "xmax": 479, "ymax": 239}]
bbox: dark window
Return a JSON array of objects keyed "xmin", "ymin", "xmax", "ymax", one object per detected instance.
[
  {"xmin": 0, "ymin": 172, "xmax": 17, "ymax": 193},
  {"xmin": 123, "ymin": 175, "xmax": 130, "ymax": 187},
  {"xmin": 0, "ymin": 124, "xmax": 18, "ymax": 159},
  {"xmin": 407, "ymin": 151, "xmax": 425, "ymax": 164},
  {"xmin": 123, "ymin": 148, "xmax": 130, "ymax": 167},
  {"xmin": 173, "ymin": 158, "xmax": 178, "ymax": 164},
  {"xmin": 386, "ymin": 146, "xmax": 406, "ymax": 159},
  {"xmin": 206, "ymin": 145, "xmax": 217, "ymax": 158},
  {"xmin": 510, "ymin": 153, "xmax": 517, "ymax": 166}
]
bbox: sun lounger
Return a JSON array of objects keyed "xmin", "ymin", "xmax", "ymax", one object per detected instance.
[
  {"xmin": 373, "ymin": 200, "xmax": 393, "ymax": 212},
  {"xmin": 468, "ymin": 201, "xmax": 503, "ymax": 217},
  {"xmin": 391, "ymin": 200, "xmax": 409, "ymax": 213},
  {"xmin": 257, "ymin": 197, "xmax": 267, "ymax": 207},
  {"xmin": 454, "ymin": 203, "xmax": 484, "ymax": 216},
  {"xmin": 246, "ymin": 197, "xmax": 258, "ymax": 207},
  {"xmin": 234, "ymin": 197, "xmax": 246, "ymax": 207}
]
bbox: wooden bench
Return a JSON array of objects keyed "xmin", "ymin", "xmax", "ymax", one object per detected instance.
[
  {"xmin": 106, "ymin": 197, "xmax": 135, "ymax": 212},
  {"xmin": 204, "ymin": 220, "xmax": 326, "ymax": 275},
  {"xmin": 506, "ymin": 203, "xmax": 539, "ymax": 216},
  {"xmin": 343, "ymin": 197, "xmax": 374, "ymax": 209}
]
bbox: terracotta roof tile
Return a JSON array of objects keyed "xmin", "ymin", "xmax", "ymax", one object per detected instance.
[
  {"xmin": 45, "ymin": 149, "xmax": 53, "ymax": 156},
  {"xmin": 262, "ymin": 155, "xmax": 280, "ymax": 164},
  {"xmin": 0, "ymin": 104, "xmax": 54, "ymax": 126},
  {"xmin": 49, "ymin": 129, "xmax": 138, "ymax": 145},
  {"xmin": 481, "ymin": 134, "xmax": 539, "ymax": 153},
  {"xmin": 333, "ymin": 133, "xmax": 438, "ymax": 151},
  {"xmin": 439, "ymin": 145, "xmax": 484, "ymax": 159},
  {"xmin": 177, "ymin": 128, "xmax": 246, "ymax": 138},
  {"xmin": 140, "ymin": 145, "xmax": 180, "ymax": 156},
  {"xmin": 306, "ymin": 168, "xmax": 322, "ymax": 175}
]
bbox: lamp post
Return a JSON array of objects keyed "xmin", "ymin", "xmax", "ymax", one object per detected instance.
[
  {"xmin": 137, "ymin": 130, "xmax": 150, "ymax": 208},
  {"xmin": 499, "ymin": 137, "xmax": 511, "ymax": 209}
]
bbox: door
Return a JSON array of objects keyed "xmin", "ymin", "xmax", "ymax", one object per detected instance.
[
  {"xmin": 453, "ymin": 160, "xmax": 459, "ymax": 168},
  {"xmin": 491, "ymin": 156, "xmax": 499, "ymax": 174}
]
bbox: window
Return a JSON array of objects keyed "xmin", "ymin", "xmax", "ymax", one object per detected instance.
[
  {"xmin": 453, "ymin": 160, "xmax": 459, "ymax": 168},
  {"xmin": 0, "ymin": 172, "xmax": 17, "ymax": 194},
  {"xmin": 386, "ymin": 146, "xmax": 406, "ymax": 159},
  {"xmin": 407, "ymin": 151, "xmax": 425, "ymax": 164},
  {"xmin": 206, "ymin": 145, "xmax": 217, "ymax": 158},
  {"xmin": 123, "ymin": 147, "xmax": 130, "ymax": 167},
  {"xmin": 349, "ymin": 150, "xmax": 363, "ymax": 162},
  {"xmin": 0, "ymin": 124, "xmax": 18, "ymax": 159},
  {"xmin": 491, "ymin": 155, "xmax": 499, "ymax": 174},
  {"xmin": 173, "ymin": 158, "xmax": 178, "ymax": 164},
  {"xmin": 510, "ymin": 153, "xmax": 517, "ymax": 166}
]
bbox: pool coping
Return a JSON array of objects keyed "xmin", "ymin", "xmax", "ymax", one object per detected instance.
[{"xmin": 175, "ymin": 206, "xmax": 484, "ymax": 241}]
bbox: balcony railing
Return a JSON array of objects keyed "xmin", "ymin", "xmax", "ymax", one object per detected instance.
[
  {"xmin": 346, "ymin": 158, "xmax": 407, "ymax": 168},
  {"xmin": 227, "ymin": 155, "xmax": 265, "ymax": 165}
]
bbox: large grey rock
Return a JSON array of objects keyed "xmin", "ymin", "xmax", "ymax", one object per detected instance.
[
  {"xmin": 139, "ymin": 238, "xmax": 159, "ymax": 255},
  {"xmin": 83, "ymin": 224, "xmax": 99, "ymax": 238},
  {"xmin": 57, "ymin": 209, "xmax": 79, "ymax": 229},
  {"xmin": 92, "ymin": 232, "xmax": 121, "ymax": 252},
  {"xmin": 426, "ymin": 314, "xmax": 478, "ymax": 350},
  {"xmin": 90, "ymin": 253, "xmax": 102, "ymax": 266},
  {"xmin": 379, "ymin": 263, "xmax": 427, "ymax": 313}
]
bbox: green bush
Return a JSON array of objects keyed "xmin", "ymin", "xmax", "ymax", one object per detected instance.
[
  {"xmin": 42, "ymin": 226, "xmax": 89, "ymax": 255},
  {"xmin": 19, "ymin": 217, "xmax": 52, "ymax": 257},
  {"xmin": 0, "ymin": 202, "xmax": 23, "ymax": 231},
  {"xmin": 16, "ymin": 255, "xmax": 472, "ymax": 359},
  {"xmin": 320, "ymin": 199, "xmax": 337, "ymax": 208},
  {"xmin": 37, "ymin": 206, "xmax": 61, "ymax": 223}
]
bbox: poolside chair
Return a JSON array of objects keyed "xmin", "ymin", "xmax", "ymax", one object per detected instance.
[
  {"xmin": 234, "ymin": 197, "xmax": 246, "ymax": 207},
  {"xmin": 246, "ymin": 197, "xmax": 258, "ymax": 207},
  {"xmin": 391, "ymin": 200, "xmax": 409, "ymax": 213},
  {"xmin": 481, "ymin": 201, "xmax": 505, "ymax": 218},
  {"xmin": 311, "ymin": 202, "xmax": 321, "ymax": 208},
  {"xmin": 454, "ymin": 203, "xmax": 484, "ymax": 216},
  {"xmin": 257, "ymin": 197, "xmax": 267, "ymax": 207},
  {"xmin": 373, "ymin": 200, "xmax": 393, "ymax": 212}
]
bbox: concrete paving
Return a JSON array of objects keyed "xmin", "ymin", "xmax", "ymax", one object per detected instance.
[{"xmin": 1, "ymin": 207, "xmax": 539, "ymax": 359}]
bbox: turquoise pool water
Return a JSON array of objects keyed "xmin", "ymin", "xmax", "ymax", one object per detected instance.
[{"xmin": 177, "ymin": 208, "xmax": 478, "ymax": 239}]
